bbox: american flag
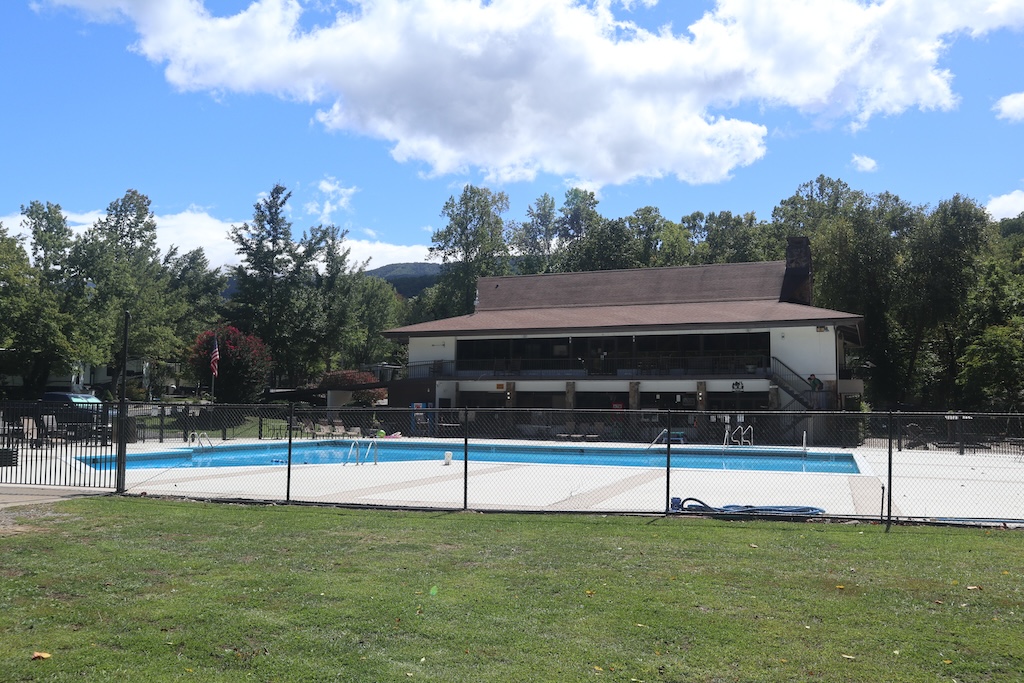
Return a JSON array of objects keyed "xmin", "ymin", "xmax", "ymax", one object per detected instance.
[{"xmin": 210, "ymin": 339, "xmax": 220, "ymax": 378}]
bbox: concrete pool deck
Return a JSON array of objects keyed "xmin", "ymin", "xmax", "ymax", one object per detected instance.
[{"xmin": 3, "ymin": 437, "xmax": 1023, "ymax": 523}]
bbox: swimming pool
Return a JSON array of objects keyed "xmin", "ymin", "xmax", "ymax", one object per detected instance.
[{"xmin": 79, "ymin": 439, "xmax": 859, "ymax": 474}]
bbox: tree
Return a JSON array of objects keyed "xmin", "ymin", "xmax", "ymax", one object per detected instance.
[
  {"xmin": 895, "ymin": 195, "xmax": 989, "ymax": 403},
  {"xmin": 429, "ymin": 185, "xmax": 510, "ymax": 316},
  {"xmin": 187, "ymin": 327, "xmax": 272, "ymax": 404},
  {"xmin": 344, "ymin": 275, "xmax": 405, "ymax": 367},
  {"xmin": 652, "ymin": 219, "xmax": 697, "ymax": 266},
  {"xmin": 228, "ymin": 184, "xmax": 333, "ymax": 386},
  {"xmin": 70, "ymin": 190, "xmax": 185, "ymax": 395},
  {"xmin": 163, "ymin": 247, "xmax": 228, "ymax": 344},
  {"xmin": 627, "ymin": 206, "xmax": 670, "ymax": 267},
  {"xmin": 554, "ymin": 188, "xmax": 602, "ymax": 242},
  {"xmin": 306, "ymin": 224, "xmax": 362, "ymax": 374},
  {"xmin": 689, "ymin": 210, "xmax": 779, "ymax": 264},
  {"xmin": 507, "ymin": 193, "xmax": 557, "ymax": 274},
  {"xmin": 0, "ymin": 225, "xmax": 33, "ymax": 393},
  {"xmin": 6, "ymin": 202, "xmax": 104, "ymax": 395},
  {"xmin": 958, "ymin": 319, "xmax": 1024, "ymax": 410},
  {"xmin": 553, "ymin": 217, "xmax": 641, "ymax": 272}
]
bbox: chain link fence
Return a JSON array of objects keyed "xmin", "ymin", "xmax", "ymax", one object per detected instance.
[{"xmin": 2, "ymin": 401, "xmax": 1022, "ymax": 523}]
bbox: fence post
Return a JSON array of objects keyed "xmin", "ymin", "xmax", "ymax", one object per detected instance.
[
  {"xmin": 957, "ymin": 412, "xmax": 965, "ymax": 456},
  {"xmin": 665, "ymin": 409, "xmax": 672, "ymax": 514},
  {"xmin": 462, "ymin": 408, "xmax": 469, "ymax": 511},
  {"xmin": 286, "ymin": 403, "xmax": 294, "ymax": 502},
  {"xmin": 886, "ymin": 411, "xmax": 893, "ymax": 532},
  {"xmin": 115, "ymin": 310, "xmax": 130, "ymax": 494}
]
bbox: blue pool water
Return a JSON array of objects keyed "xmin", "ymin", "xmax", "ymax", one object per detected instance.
[{"xmin": 79, "ymin": 439, "xmax": 859, "ymax": 474}]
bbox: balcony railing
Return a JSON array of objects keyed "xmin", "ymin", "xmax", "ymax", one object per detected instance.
[{"xmin": 405, "ymin": 355, "xmax": 771, "ymax": 380}]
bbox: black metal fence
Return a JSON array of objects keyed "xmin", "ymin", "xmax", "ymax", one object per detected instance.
[{"xmin": 2, "ymin": 401, "xmax": 1022, "ymax": 524}]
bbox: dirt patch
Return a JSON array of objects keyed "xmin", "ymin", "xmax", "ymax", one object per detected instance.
[{"xmin": 0, "ymin": 504, "xmax": 65, "ymax": 537}]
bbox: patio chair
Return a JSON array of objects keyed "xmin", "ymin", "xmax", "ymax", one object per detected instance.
[
  {"xmin": 41, "ymin": 414, "xmax": 68, "ymax": 442},
  {"xmin": 20, "ymin": 417, "xmax": 46, "ymax": 448}
]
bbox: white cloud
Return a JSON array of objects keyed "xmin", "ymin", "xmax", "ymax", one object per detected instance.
[
  {"xmin": 345, "ymin": 239, "xmax": 431, "ymax": 270},
  {"xmin": 42, "ymin": 0, "xmax": 1024, "ymax": 187},
  {"xmin": 154, "ymin": 208, "xmax": 240, "ymax": 268},
  {"xmin": 851, "ymin": 153, "xmax": 878, "ymax": 172},
  {"xmin": 305, "ymin": 175, "xmax": 358, "ymax": 224},
  {"xmin": 987, "ymin": 190, "xmax": 1024, "ymax": 220},
  {"xmin": 994, "ymin": 92, "xmax": 1024, "ymax": 122}
]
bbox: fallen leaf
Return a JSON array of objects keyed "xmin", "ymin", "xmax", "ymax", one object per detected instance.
[
  {"xmin": 749, "ymin": 544, "xmax": 759, "ymax": 548},
  {"xmin": 841, "ymin": 654, "xmax": 856, "ymax": 660},
  {"xmin": 780, "ymin": 658, "xmax": 788, "ymax": 663},
  {"xmin": 32, "ymin": 652, "xmax": 51, "ymax": 660},
  {"xmin": 594, "ymin": 665, "xmax": 604, "ymax": 671},
  {"xmin": 943, "ymin": 659, "xmax": 953, "ymax": 664},
  {"xmin": 836, "ymin": 585, "xmax": 845, "ymax": 589}
]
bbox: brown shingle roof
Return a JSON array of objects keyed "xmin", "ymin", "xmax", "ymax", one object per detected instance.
[
  {"xmin": 388, "ymin": 300, "xmax": 861, "ymax": 338},
  {"xmin": 386, "ymin": 262, "xmax": 863, "ymax": 339}
]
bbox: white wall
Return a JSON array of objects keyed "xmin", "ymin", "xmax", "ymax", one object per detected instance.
[
  {"xmin": 770, "ymin": 326, "xmax": 837, "ymax": 381},
  {"xmin": 408, "ymin": 337, "xmax": 456, "ymax": 364}
]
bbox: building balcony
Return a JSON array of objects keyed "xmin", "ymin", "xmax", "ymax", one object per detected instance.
[{"xmin": 404, "ymin": 355, "xmax": 772, "ymax": 381}]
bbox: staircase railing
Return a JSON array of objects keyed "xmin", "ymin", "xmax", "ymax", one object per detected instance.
[{"xmin": 770, "ymin": 357, "xmax": 833, "ymax": 410}]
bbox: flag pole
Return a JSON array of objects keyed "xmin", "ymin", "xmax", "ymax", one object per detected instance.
[{"xmin": 210, "ymin": 337, "xmax": 219, "ymax": 403}]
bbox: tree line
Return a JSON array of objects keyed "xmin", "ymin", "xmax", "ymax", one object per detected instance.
[
  {"xmin": 0, "ymin": 186, "xmax": 406, "ymax": 402},
  {"xmin": 3, "ymin": 176, "xmax": 1024, "ymax": 410},
  {"xmin": 421, "ymin": 176, "xmax": 1024, "ymax": 411}
]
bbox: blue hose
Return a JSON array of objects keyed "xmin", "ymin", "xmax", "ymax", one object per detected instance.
[{"xmin": 671, "ymin": 497, "xmax": 825, "ymax": 517}]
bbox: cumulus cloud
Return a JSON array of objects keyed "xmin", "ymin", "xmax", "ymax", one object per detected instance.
[
  {"xmin": 987, "ymin": 190, "xmax": 1024, "ymax": 220},
  {"xmin": 154, "ymin": 207, "xmax": 241, "ymax": 268},
  {"xmin": 851, "ymin": 153, "xmax": 878, "ymax": 172},
  {"xmin": 994, "ymin": 92, "xmax": 1024, "ymax": 122},
  {"xmin": 41, "ymin": 0, "xmax": 1024, "ymax": 187},
  {"xmin": 304, "ymin": 175, "xmax": 359, "ymax": 224}
]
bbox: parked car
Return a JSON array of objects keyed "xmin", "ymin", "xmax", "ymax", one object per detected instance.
[{"xmin": 41, "ymin": 392, "xmax": 113, "ymax": 440}]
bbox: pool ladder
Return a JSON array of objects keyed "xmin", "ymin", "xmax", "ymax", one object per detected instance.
[
  {"xmin": 344, "ymin": 438, "xmax": 379, "ymax": 465},
  {"xmin": 189, "ymin": 431, "xmax": 215, "ymax": 450},
  {"xmin": 724, "ymin": 425, "xmax": 753, "ymax": 446}
]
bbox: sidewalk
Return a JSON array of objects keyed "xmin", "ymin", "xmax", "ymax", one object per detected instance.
[{"xmin": 0, "ymin": 485, "xmax": 109, "ymax": 509}]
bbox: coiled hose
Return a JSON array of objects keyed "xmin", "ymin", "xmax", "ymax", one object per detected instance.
[{"xmin": 671, "ymin": 497, "xmax": 825, "ymax": 517}]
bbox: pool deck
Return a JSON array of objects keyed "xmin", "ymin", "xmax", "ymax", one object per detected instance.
[{"xmin": 3, "ymin": 437, "xmax": 1023, "ymax": 523}]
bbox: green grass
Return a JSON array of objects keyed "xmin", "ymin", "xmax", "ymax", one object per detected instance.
[{"xmin": 1, "ymin": 498, "xmax": 1021, "ymax": 682}]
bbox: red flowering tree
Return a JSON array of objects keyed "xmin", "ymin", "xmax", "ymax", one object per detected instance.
[{"xmin": 187, "ymin": 326, "xmax": 272, "ymax": 403}]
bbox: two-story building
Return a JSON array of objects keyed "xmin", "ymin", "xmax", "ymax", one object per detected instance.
[{"xmin": 384, "ymin": 238, "xmax": 864, "ymax": 414}]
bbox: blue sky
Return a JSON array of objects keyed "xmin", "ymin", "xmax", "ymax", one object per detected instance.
[{"xmin": 3, "ymin": 0, "xmax": 1024, "ymax": 271}]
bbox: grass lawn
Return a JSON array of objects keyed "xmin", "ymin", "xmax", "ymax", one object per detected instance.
[{"xmin": 1, "ymin": 498, "xmax": 1021, "ymax": 682}]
